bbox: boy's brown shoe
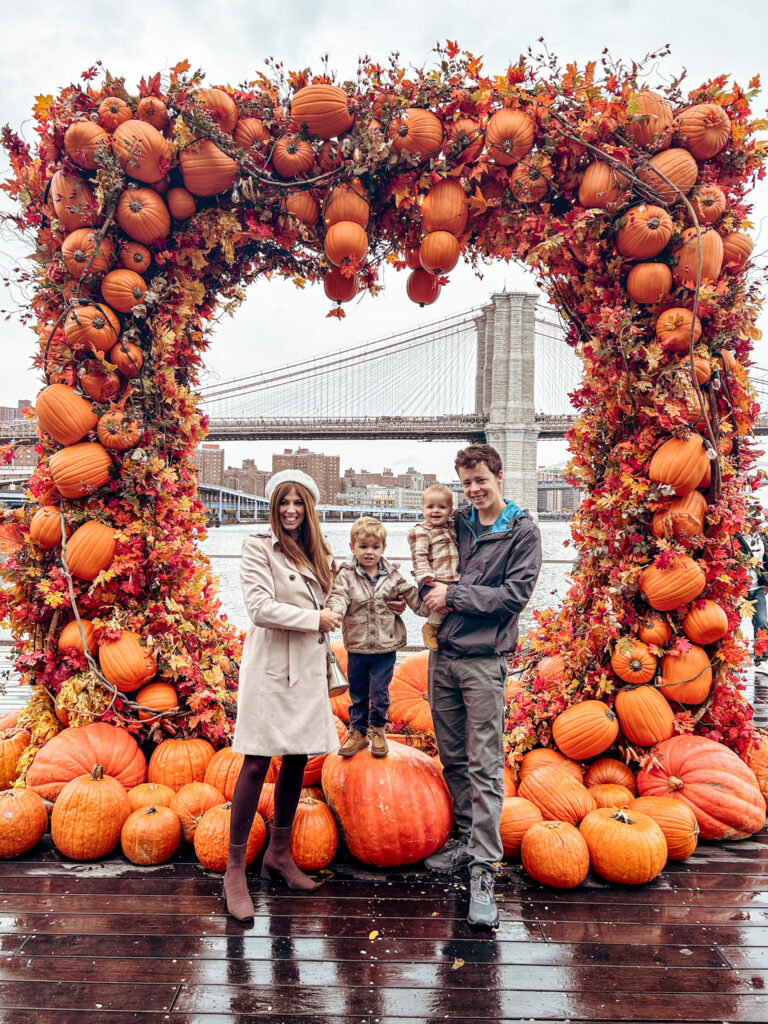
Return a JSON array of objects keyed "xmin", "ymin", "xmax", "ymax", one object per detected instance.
[
  {"xmin": 368, "ymin": 726, "xmax": 389, "ymax": 758},
  {"xmin": 422, "ymin": 622, "xmax": 440, "ymax": 651},
  {"xmin": 338, "ymin": 728, "xmax": 368, "ymax": 758}
]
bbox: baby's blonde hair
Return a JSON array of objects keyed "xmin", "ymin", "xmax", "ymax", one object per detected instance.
[
  {"xmin": 350, "ymin": 516, "xmax": 387, "ymax": 544},
  {"xmin": 422, "ymin": 484, "xmax": 454, "ymax": 505}
]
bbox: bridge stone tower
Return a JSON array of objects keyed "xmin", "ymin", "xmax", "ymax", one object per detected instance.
[{"xmin": 475, "ymin": 292, "xmax": 540, "ymax": 516}]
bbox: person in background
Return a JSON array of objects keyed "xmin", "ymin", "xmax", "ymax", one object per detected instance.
[
  {"xmin": 326, "ymin": 516, "xmax": 429, "ymax": 758},
  {"xmin": 421, "ymin": 444, "xmax": 542, "ymax": 929},
  {"xmin": 738, "ymin": 530, "xmax": 768, "ymax": 668},
  {"xmin": 224, "ymin": 470, "xmax": 342, "ymax": 922},
  {"xmin": 407, "ymin": 485, "xmax": 460, "ymax": 651}
]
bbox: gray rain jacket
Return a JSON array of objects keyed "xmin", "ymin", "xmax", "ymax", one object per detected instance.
[{"xmin": 426, "ymin": 500, "xmax": 542, "ymax": 657}]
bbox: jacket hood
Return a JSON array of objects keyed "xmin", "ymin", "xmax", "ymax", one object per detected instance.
[{"xmin": 457, "ymin": 498, "xmax": 525, "ymax": 536}]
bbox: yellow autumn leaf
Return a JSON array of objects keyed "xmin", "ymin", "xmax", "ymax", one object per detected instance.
[
  {"xmin": 368, "ymin": 930, "xmax": 379, "ymax": 940},
  {"xmin": 452, "ymin": 958, "xmax": 465, "ymax": 970},
  {"xmin": 33, "ymin": 95, "xmax": 54, "ymax": 122}
]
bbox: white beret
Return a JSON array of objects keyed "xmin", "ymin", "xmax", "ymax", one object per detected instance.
[{"xmin": 264, "ymin": 469, "xmax": 320, "ymax": 505}]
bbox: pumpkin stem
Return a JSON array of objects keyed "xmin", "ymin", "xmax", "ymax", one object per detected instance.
[
  {"xmin": 91, "ymin": 764, "xmax": 104, "ymax": 780},
  {"xmin": 610, "ymin": 808, "xmax": 635, "ymax": 824},
  {"xmin": 667, "ymin": 775, "xmax": 684, "ymax": 791}
]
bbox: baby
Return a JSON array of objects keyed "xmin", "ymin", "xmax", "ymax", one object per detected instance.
[{"xmin": 407, "ymin": 485, "xmax": 460, "ymax": 650}]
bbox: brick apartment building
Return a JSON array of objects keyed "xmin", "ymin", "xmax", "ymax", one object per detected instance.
[
  {"xmin": 341, "ymin": 466, "xmax": 437, "ymax": 493},
  {"xmin": 272, "ymin": 448, "xmax": 340, "ymax": 505},
  {"xmin": 223, "ymin": 458, "xmax": 271, "ymax": 496},
  {"xmin": 193, "ymin": 444, "xmax": 225, "ymax": 487}
]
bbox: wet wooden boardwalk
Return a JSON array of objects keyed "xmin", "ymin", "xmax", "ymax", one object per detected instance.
[{"xmin": 1, "ymin": 669, "xmax": 767, "ymax": 1022}]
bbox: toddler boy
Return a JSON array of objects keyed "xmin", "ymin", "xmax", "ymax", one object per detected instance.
[
  {"xmin": 407, "ymin": 485, "xmax": 460, "ymax": 651},
  {"xmin": 326, "ymin": 517, "xmax": 429, "ymax": 758}
]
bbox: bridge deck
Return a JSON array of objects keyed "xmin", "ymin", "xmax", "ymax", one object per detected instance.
[{"xmin": 0, "ymin": 678, "xmax": 766, "ymax": 1024}]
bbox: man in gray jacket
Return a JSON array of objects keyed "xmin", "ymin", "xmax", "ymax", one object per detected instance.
[{"xmin": 422, "ymin": 444, "xmax": 542, "ymax": 928}]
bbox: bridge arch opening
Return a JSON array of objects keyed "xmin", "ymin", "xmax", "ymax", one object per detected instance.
[{"xmin": 2, "ymin": 47, "xmax": 765, "ymax": 766}]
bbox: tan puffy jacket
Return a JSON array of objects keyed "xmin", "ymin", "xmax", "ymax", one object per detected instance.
[{"xmin": 326, "ymin": 557, "xmax": 430, "ymax": 653}]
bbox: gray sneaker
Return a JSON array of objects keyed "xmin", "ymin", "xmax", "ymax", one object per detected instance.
[
  {"xmin": 467, "ymin": 869, "xmax": 499, "ymax": 928},
  {"xmin": 424, "ymin": 838, "xmax": 471, "ymax": 873}
]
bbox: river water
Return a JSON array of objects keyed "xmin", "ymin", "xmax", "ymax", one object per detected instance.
[{"xmin": 202, "ymin": 519, "xmax": 574, "ymax": 644}]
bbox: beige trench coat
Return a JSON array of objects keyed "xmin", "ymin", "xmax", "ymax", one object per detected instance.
[{"xmin": 232, "ymin": 529, "xmax": 339, "ymax": 757}]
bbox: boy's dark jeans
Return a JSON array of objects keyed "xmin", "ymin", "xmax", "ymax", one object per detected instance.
[{"xmin": 346, "ymin": 651, "xmax": 397, "ymax": 732}]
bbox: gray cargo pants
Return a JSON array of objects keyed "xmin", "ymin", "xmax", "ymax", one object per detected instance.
[{"xmin": 427, "ymin": 649, "xmax": 507, "ymax": 871}]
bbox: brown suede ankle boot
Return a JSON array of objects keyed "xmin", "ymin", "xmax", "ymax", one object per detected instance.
[
  {"xmin": 260, "ymin": 825, "xmax": 318, "ymax": 891},
  {"xmin": 223, "ymin": 842, "xmax": 254, "ymax": 921}
]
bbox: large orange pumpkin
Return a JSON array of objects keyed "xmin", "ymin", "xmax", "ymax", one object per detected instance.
[
  {"xmin": 689, "ymin": 183, "xmax": 727, "ymax": 225},
  {"xmin": 233, "ymin": 117, "xmax": 271, "ymax": 158},
  {"xmin": 64, "ymin": 121, "xmax": 110, "ymax": 170},
  {"xmin": 49, "ymin": 168, "xmax": 103, "ymax": 231},
  {"xmin": 636, "ymin": 735, "xmax": 766, "ymax": 840},
  {"xmin": 610, "ymin": 641, "xmax": 656, "ymax": 684},
  {"xmin": 49, "ymin": 442, "xmax": 113, "ymax": 499},
  {"xmin": 321, "ymin": 743, "xmax": 451, "ymax": 866},
  {"xmin": 100, "ymin": 269, "xmax": 147, "ymax": 313},
  {"xmin": 118, "ymin": 241, "xmax": 152, "ymax": 273},
  {"xmin": 64, "ymin": 520, "xmax": 117, "ymax": 581},
  {"xmin": 323, "ymin": 267, "xmax": 358, "ymax": 304},
  {"xmin": 108, "ymin": 341, "xmax": 144, "ymax": 378},
  {"xmin": 616, "ymin": 204, "xmax": 673, "ymax": 259},
  {"xmin": 147, "ymin": 737, "xmax": 216, "ymax": 790},
  {"xmin": 170, "ymin": 781, "xmax": 226, "ymax": 843},
  {"xmin": 580, "ymin": 807, "xmax": 667, "ymax": 884},
  {"xmin": 271, "ymin": 135, "xmax": 314, "ymax": 178},
  {"xmin": 0, "ymin": 788, "xmax": 48, "ymax": 859},
  {"xmin": 658, "ymin": 645, "xmax": 712, "ymax": 705},
  {"xmin": 112, "ymin": 120, "xmax": 172, "ymax": 184},
  {"xmin": 29, "ymin": 506, "xmax": 68, "ymax": 550},
  {"xmin": 116, "ymin": 187, "xmax": 171, "ymax": 245},
  {"xmin": 419, "ymin": 231, "xmax": 460, "ymax": 274},
  {"xmin": 194, "ymin": 88, "xmax": 238, "ymax": 133},
  {"xmin": 64, "ymin": 304, "xmax": 121, "ymax": 354},
  {"xmin": 499, "ymin": 796, "xmax": 543, "ymax": 857},
  {"xmin": 578, "ymin": 160, "xmax": 632, "ymax": 210},
  {"xmin": 290, "ymin": 796, "xmax": 339, "ymax": 870},
  {"xmin": 630, "ymin": 795, "xmax": 699, "ymax": 859},
  {"xmin": 62, "ymin": 228, "xmax": 116, "ymax": 280},
  {"xmin": 291, "ymin": 84, "xmax": 354, "ymax": 139},
  {"xmin": 624, "ymin": 90, "xmax": 673, "ymax": 148},
  {"xmin": 648, "ymin": 434, "xmax": 710, "ymax": 496},
  {"xmin": 521, "ymin": 820, "xmax": 590, "ymax": 889},
  {"xmin": 626, "ymin": 262, "xmax": 672, "ymax": 304},
  {"xmin": 584, "ymin": 758, "xmax": 636, "ymax": 793},
  {"xmin": 51, "ymin": 764, "xmax": 132, "ymax": 860},
  {"xmin": 485, "ymin": 108, "xmax": 534, "ymax": 165},
  {"xmin": 639, "ymin": 555, "xmax": 706, "ymax": 612},
  {"xmin": 551, "ymin": 700, "xmax": 619, "ymax": 759},
  {"xmin": 388, "ymin": 108, "xmax": 444, "ymax": 159},
  {"xmin": 98, "ymin": 630, "xmax": 157, "ymax": 692},
  {"xmin": 676, "ymin": 103, "xmax": 731, "ymax": 160},
  {"xmin": 324, "ymin": 221, "xmax": 368, "ymax": 266},
  {"xmin": 98, "ymin": 95, "xmax": 132, "ymax": 131},
  {"xmin": 193, "ymin": 802, "xmax": 266, "ymax": 872},
  {"xmin": 406, "ymin": 268, "xmax": 441, "ymax": 306},
  {"xmin": 655, "ymin": 307, "xmax": 702, "ymax": 353},
  {"xmin": 614, "ymin": 685, "xmax": 676, "ymax": 747},
  {"xmin": 682, "ymin": 600, "xmax": 729, "ymax": 645},
  {"xmin": 121, "ymin": 804, "xmax": 181, "ymax": 865},
  {"xmin": 26, "ymin": 721, "xmax": 147, "ymax": 800},
  {"xmin": 284, "ymin": 190, "xmax": 319, "ymax": 226},
  {"xmin": 135, "ymin": 682, "xmax": 179, "ymax": 723},
  {"xmin": 651, "ymin": 490, "xmax": 707, "ymax": 539},
  {"xmin": 35, "ymin": 383, "xmax": 97, "ymax": 445},
  {"xmin": 637, "ymin": 148, "xmax": 699, "ymax": 205},
  {"xmin": 203, "ymin": 746, "xmax": 244, "ymax": 801},
  {"xmin": 721, "ymin": 231, "xmax": 753, "ymax": 271},
  {"xmin": 509, "ymin": 154, "xmax": 553, "ymax": 203},
  {"xmin": 671, "ymin": 226, "xmax": 724, "ymax": 288},
  {"xmin": 180, "ymin": 140, "xmax": 238, "ymax": 196},
  {"xmin": 136, "ymin": 96, "xmax": 170, "ymax": 130},
  {"xmin": 324, "ymin": 180, "xmax": 369, "ymax": 228},
  {"xmin": 518, "ymin": 765, "xmax": 597, "ymax": 826},
  {"xmin": 388, "ymin": 650, "xmax": 433, "ymax": 734}
]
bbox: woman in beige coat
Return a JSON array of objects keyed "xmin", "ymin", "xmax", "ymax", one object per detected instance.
[{"xmin": 224, "ymin": 470, "xmax": 342, "ymax": 922}]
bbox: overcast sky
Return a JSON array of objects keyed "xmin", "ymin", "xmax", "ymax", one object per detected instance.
[{"xmin": 1, "ymin": 0, "xmax": 766, "ymax": 482}]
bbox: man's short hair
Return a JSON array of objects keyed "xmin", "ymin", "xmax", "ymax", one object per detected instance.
[
  {"xmin": 455, "ymin": 444, "xmax": 503, "ymax": 477},
  {"xmin": 350, "ymin": 516, "xmax": 387, "ymax": 544},
  {"xmin": 422, "ymin": 484, "xmax": 454, "ymax": 505}
]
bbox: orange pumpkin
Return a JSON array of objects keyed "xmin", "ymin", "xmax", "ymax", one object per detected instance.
[
  {"xmin": 147, "ymin": 737, "xmax": 216, "ymax": 790},
  {"xmin": 26, "ymin": 722, "xmax": 146, "ymax": 800},
  {"xmin": 0, "ymin": 721, "xmax": 29, "ymax": 790},
  {"xmin": 420, "ymin": 178, "xmax": 468, "ymax": 235},
  {"xmin": 194, "ymin": 88, "xmax": 238, "ymax": 133},
  {"xmin": 639, "ymin": 555, "xmax": 706, "ymax": 612},
  {"xmin": 671, "ymin": 226, "xmax": 724, "ymax": 288},
  {"xmin": 291, "ymin": 84, "xmax": 354, "ymax": 139},
  {"xmin": 624, "ymin": 90, "xmax": 673, "ymax": 148},
  {"xmin": 135, "ymin": 681, "xmax": 179, "ymax": 723},
  {"xmin": 615, "ymin": 684, "xmax": 676, "ymax": 747},
  {"xmin": 64, "ymin": 304, "xmax": 121, "ymax": 354},
  {"xmin": 721, "ymin": 231, "xmax": 753, "ymax": 271},
  {"xmin": 636, "ymin": 148, "xmax": 699, "ymax": 205},
  {"xmin": 630, "ymin": 795, "xmax": 699, "ymax": 859},
  {"xmin": 509, "ymin": 154, "xmax": 553, "ymax": 203},
  {"xmin": 521, "ymin": 820, "xmax": 590, "ymax": 889},
  {"xmin": 518, "ymin": 766, "xmax": 597, "ymax": 825},
  {"xmin": 648, "ymin": 434, "xmax": 710, "ymax": 496},
  {"xmin": 587, "ymin": 783, "xmax": 635, "ymax": 809},
  {"xmin": 116, "ymin": 188, "xmax": 171, "ymax": 246},
  {"xmin": 419, "ymin": 231, "xmax": 460, "ymax": 274},
  {"xmin": 610, "ymin": 641, "xmax": 657, "ymax": 684},
  {"xmin": 406, "ymin": 268, "xmax": 441, "ymax": 306},
  {"xmin": 100, "ymin": 269, "xmax": 147, "ymax": 313},
  {"xmin": 99, "ymin": 630, "xmax": 157, "ymax": 692},
  {"xmin": 51, "ymin": 764, "xmax": 132, "ymax": 860},
  {"xmin": 290, "ymin": 796, "xmax": 338, "ymax": 870},
  {"xmin": 659, "ymin": 645, "xmax": 713, "ymax": 704},
  {"xmin": 64, "ymin": 520, "xmax": 116, "ymax": 581},
  {"xmin": 386, "ymin": 651, "xmax": 433, "ymax": 734},
  {"xmin": 485, "ymin": 108, "xmax": 534, "ymax": 166},
  {"xmin": 682, "ymin": 600, "xmax": 729, "ymax": 645},
  {"xmin": 233, "ymin": 117, "xmax": 271, "ymax": 158},
  {"xmin": 580, "ymin": 807, "xmax": 667, "ymax": 884},
  {"xmin": 98, "ymin": 96, "xmax": 133, "ymax": 131},
  {"xmin": 170, "ymin": 781, "xmax": 225, "ymax": 842},
  {"xmin": 323, "ymin": 268, "xmax": 358, "ymax": 303},
  {"xmin": 193, "ymin": 802, "xmax": 266, "ymax": 872},
  {"xmin": 0, "ymin": 788, "xmax": 48, "ymax": 859},
  {"xmin": 112, "ymin": 120, "xmax": 172, "ymax": 183},
  {"xmin": 35, "ymin": 383, "xmax": 97, "ymax": 445},
  {"xmin": 651, "ymin": 490, "xmax": 708, "ymax": 539},
  {"xmin": 584, "ymin": 758, "xmax": 637, "ymax": 793},
  {"xmin": 324, "ymin": 221, "xmax": 368, "ymax": 266},
  {"xmin": 180, "ymin": 140, "xmax": 238, "ymax": 196},
  {"xmin": 578, "ymin": 160, "xmax": 632, "ymax": 210},
  {"xmin": 655, "ymin": 307, "xmax": 702, "ymax": 353},
  {"xmin": 284, "ymin": 190, "xmax": 319, "ymax": 226},
  {"xmin": 97, "ymin": 409, "xmax": 143, "ymax": 451},
  {"xmin": 203, "ymin": 746, "xmax": 244, "ymax": 802},
  {"xmin": 519, "ymin": 747, "xmax": 582, "ymax": 784},
  {"xmin": 166, "ymin": 187, "xmax": 197, "ymax": 220},
  {"xmin": 689, "ymin": 183, "xmax": 727, "ymax": 225},
  {"xmin": 324, "ymin": 180, "xmax": 369, "ymax": 228},
  {"xmin": 615, "ymin": 204, "xmax": 673, "ymax": 259},
  {"xmin": 446, "ymin": 117, "xmax": 484, "ymax": 163},
  {"xmin": 499, "ymin": 796, "xmax": 543, "ymax": 857},
  {"xmin": 136, "ymin": 96, "xmax": 170, "ymax": 130},
  {"xmin": 64, "ymin": 121, "xmax": 110, "ymax": 170},
  {"xmin": 626, "ymin": 262, "xmax": 672, "ymax": 304},
  {"xmin": 118, "ymin": 241, "xmax": 152, "ymax": 273},
  {"xmin": 676, "ymin": 103, "xmax": 731, "ymax": 160},
  {"xmin": 62, "ymin": 229, "xmax": 116, "ymax": 280},
  {"xmin": 78, "ymin": 364, "xmax": 122, "ymax": 403},
  {"xmin": 29, "ymin": 505, "xmax": 68, "ymax": 550},
  {"xmin": 677, "ymin": 354, "xmax": 712, "ymax": 386},
  {"xmin": 49, "ymin": 442, "xmax": 113, "ymax": 499},
  {"xmin": 388, "ymin": 108, "xmax": 444, "ymax": 159},
  {"xmin": 637, "ymin": 616, "xmax": 672, "ymax": 646},
  {"xmin": 49, "ymin": 168, "xmax": 103, "ymax": 231},
  {"xmin": 127, "ymin": 781, "xmax": 175, "ymax": 811},
  {"xmin": 121, "ymin": 804, "xmax": 181, "ymax": 865},
  {"xmin": 552, "ymin": 700, "xmax": 619, "ymax": 759},
  {"xmin": 271, "ymin": 135, "xmax": 315, "ymax": 178}
]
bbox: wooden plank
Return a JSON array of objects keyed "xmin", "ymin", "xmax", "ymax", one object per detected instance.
[
  {"xmin": 0, "ymin": 980, "xmax": 178, "ymax": 1013},
  {"xmin": 717, "ymin": 945, "xmax": 768, "ymax": 969},
  {"xmin": 541, "ymin": 920, "xmax": 768, "ymax": 945},
  {"xmin": 21, "ymin": 933, "xmax": 729, "ymax": 968}
]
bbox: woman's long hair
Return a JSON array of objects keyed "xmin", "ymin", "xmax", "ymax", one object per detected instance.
[{"xmin": 269, "ymin": 481, "xmax": 333, "ymax": 593}]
